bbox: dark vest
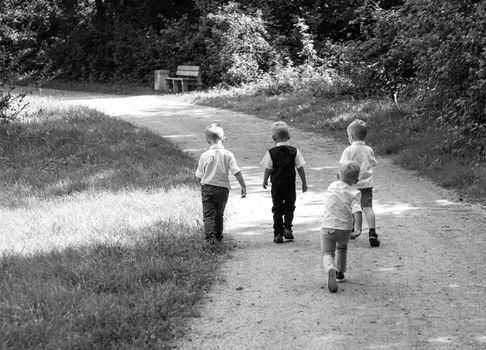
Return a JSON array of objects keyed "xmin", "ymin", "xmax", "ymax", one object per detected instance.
[{"xmin": 269, "ymin": 145, "xmax": 297, "ymax": 185}]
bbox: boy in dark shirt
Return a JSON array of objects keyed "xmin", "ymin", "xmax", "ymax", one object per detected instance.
[{"xmin": 261, "ymin": 121, "xmax": 308, "ymax": 243}]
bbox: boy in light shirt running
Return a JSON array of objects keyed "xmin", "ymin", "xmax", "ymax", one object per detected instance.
[{"xmin": 321, "ymin": 161, "xmax": 363, "ymax": 293}]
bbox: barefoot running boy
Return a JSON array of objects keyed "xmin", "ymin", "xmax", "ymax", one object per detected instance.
[
  {"xmin": 261, "ymin": 121, "xmax": 307, "ymax": 243},
  {"xmin": 339, "ymin": 119, "xmax": 380, "ymax": 247},
  {"xmin": 196, "ymin": 123, "xmax": 247, "ymax": 246},
  {"xmin": 321, "ymin": 161, "xmax": 363, "ymax": 293}
]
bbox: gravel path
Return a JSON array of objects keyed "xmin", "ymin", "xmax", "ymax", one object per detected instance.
[{"xmin": 52, "ymin": 91, "xmax": 486, "ymax": 349}]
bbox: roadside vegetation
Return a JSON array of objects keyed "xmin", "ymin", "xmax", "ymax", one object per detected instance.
[{"xmin": 0, "ymin": 97, "xmax": 225, "ymax": 349}]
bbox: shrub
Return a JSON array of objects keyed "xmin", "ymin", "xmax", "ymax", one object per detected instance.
[
  {"xmin": 202, "ymin": 2, "xmax": 279, "ymax": 86},
  {"xmin": 0, "ymin": 84, "xmax": 28, "ymax": 124},
  {"xmin": 342, "ymin": 0, "xmax": 486, "ymax": 161}
]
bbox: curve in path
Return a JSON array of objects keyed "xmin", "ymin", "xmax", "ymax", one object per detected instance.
[{"xmin": 56, "ymin": 91, "xmax": 486, "ymax": 350}]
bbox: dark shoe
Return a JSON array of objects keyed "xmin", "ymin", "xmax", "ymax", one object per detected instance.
[
  {"xmin": 273, "ymin": 234, "xmax": 284, "ymax": 244},
  {"xmin": 283, "ymin": 227, "xmax": 294, "ymax": 240},
  {"xmin": 215, "ymin": 234, "xmax": 223, "ymax": 242},
  {"xmin": 328, "ymin": 268, "xmax": 338, "ymax": 293},
  {"xmin": 336, "ymin": 272, "xmax": 345, "ymax": 283},
  {"xmin": 369, "ymin": 232, "xmax": 380, "ymax": 247}
]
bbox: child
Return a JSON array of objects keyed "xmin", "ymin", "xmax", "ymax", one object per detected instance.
[
  {"xmin": 195, "ymin": 123, "xmax": 247, "ymax": 246},
  {"xmin": 339, "ymin": 119, "xmax": 380, "ymax": 247},
  {"xmin": 261, "ymin": 121, "xmax": 308, "ymax": 243},
  {"xmin": 321, "ymin": 161, "xmax": 363, "ymax": 293}
]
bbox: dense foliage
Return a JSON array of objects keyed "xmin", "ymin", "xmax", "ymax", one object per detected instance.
[{"xmin": 1, "ymin": 0, "xmax": 485, "ymax": 159}]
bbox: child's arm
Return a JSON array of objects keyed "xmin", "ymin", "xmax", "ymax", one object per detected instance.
[
  {"xmin": 262, "ymin": 168, "xmax": 272, "ymax": 189},
  {"xmin": 234, "ymin": 171, "xmax": 247, "ymax": 198},
  {"xmin": 351, "ymin": 211, "xmax": 363, "ymax": 239},
  {"xmin": 369, "ymin": 148, "xmax": 378, "ymax": 167},
  {"xmin": 296, "ymin": 166, "xmax": 308, "ymax": 192}
]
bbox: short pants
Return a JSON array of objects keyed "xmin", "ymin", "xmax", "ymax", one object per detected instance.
[{"xmin": 359, "ymin": 187, "xmax": 373, "ymax": 208}]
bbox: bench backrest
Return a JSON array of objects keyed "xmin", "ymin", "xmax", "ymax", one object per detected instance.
[{"xmin": 176, "ymin": 65, "xmax": 200, "ymax": 79}]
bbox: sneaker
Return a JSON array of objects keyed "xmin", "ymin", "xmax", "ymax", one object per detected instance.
[
  {"xmin": 273, "ymin": 234, "xmax": 284, "ymax": 244},
  {"xmin": 369, "ymin": 232, "xmax": 380, "ymax": 247},
  {"xmin": 283, "ymin": 227, "xmax": 294, "ymax": 240},
  {"xmin": 327, "ymin": 268, "xmax": 338, "ymax": 293},
  {"xmin": 336, "ymin": 272, "xmax": 345, "ymax": 283}
]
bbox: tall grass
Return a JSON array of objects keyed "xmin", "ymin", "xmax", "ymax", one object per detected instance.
[
  {"xmin": 0, "ymin": 98, "xmax": 224, "ymax": 349},
  {"xmin": 0, "ymin": 103, "xmax": 195, "ymax": 207}
]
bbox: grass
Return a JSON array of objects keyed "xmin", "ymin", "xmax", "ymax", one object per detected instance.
[
  {"xmin": 0, "ymin": 97, "xmax": 226, "ymax": 349},
  {"xmin": 195, "ymin": 90, "xmax": 486, "ymax": 204}
]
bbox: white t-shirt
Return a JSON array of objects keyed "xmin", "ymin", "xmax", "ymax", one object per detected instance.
[
  {"xmin": 339, "ymin": 141, "xmax": 377, "ymax": 189},
  {"xmin": 321, "ymin": 180, "xmax": 362, "ymax": 230},
  {"xmin": 195, "ymin": 144, "xmax": 241, "ymax": 189}
]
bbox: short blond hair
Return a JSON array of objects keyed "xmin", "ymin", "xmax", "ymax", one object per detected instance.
[
  {"xmin": 340, "ymin": 161, "xmax": 360, "ymax": 184},
  {"xmin": 347, "ymin": 119, "xmax": 368, "ymax": 140},
  {"xmin": 205, "ymin": 123, "xmax": 224, "ymax": 143},
  {"xmin": 272, "ymin": 121, "xmax": 290, "ymax": 141}
]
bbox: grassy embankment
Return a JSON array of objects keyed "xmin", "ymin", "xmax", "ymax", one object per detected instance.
[
  {"xmin": 0, "ymin": 96, "xmax": 223, "ymax": 349},
  {"xmin": 195, "ymin": 90, "xmax": 486, "ymax": 204}
]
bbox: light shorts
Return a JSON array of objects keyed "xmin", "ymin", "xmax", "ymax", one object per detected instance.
[{"xmin": 359, "ymin": 187, "xmax": 373, "ymax": 208}]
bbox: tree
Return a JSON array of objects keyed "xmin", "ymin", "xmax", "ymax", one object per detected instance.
[{"xmin": 202, "ymin": 2, "xmax": 279, "ymax": 85}]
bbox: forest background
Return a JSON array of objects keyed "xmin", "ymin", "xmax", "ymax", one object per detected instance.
[{"xmin": 1, "ymin": 0, "xmax": 486, "ymax": 200}]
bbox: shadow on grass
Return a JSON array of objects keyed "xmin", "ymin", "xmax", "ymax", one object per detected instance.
[
  {"xmin": 0, "ymin": 105, "xmax": 197, "ymax": 207},
  {"xmin": 0, "ymin": 220, "xmax": 230, "ymax": 349}
]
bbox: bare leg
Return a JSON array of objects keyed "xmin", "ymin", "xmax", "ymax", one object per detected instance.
[{"xmin": 363, "ymin": 207, "xmax": 375, "ymax": 229}]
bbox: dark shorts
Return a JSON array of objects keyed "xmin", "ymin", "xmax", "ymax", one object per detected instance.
[{"xmin": 359, "ymin": 188, "xmax": 373, "ymax": 208}]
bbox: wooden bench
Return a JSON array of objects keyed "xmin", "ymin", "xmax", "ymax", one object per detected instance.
[{"xmin": 164, "ymin": 65, "xmax": 202, "ymax": 93}]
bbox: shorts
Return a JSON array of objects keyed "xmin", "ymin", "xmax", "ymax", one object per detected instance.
[{"xmin": 359, "ymin": 187, "xmax": 373, "ymax": 208}]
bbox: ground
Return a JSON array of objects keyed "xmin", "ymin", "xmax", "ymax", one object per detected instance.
[{"xmin": 49, "ymin": 90, "xmax": 486, "ymax": 349}]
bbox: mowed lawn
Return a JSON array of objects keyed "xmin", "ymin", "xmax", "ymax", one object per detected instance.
[{"xmin": 0, "ymin": 97, "xmax": 222, "ymax": 349}]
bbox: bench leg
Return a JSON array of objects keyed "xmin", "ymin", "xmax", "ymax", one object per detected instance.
[{"xmin": 173, "ymin": 81, "xmax": 180, "ymax": 93}]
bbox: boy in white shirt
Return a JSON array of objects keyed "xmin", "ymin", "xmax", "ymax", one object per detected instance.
[
  {"xmin": 339, "ymin": 119, "xmax": 380, "ymax": 247},
  {"xmin": 321, "ymin": 161, "xmax": 363, "ymax": 293},
  {"xmin": 196, "ymin": 123, "xmax": 247, "ymax": 246}
]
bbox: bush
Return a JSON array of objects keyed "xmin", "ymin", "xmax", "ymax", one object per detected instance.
[
  {"xmin": 202, "ymin": 2, "xmax": 279, "ymax": 86},
  {"xmin": 254, "ymin": 64, "xmax": 353, "ymax": 97},
  {"xmin": 341, "ymin": 0, "xmax": 486, "ymax": 161},
  {"xmin": 0, "ymin": 85, "xmax": 28, "ymax": 124}
]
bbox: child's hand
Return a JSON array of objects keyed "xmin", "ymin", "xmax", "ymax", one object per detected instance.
[
  {"xmin": 350, "ymin": 230, "xmax": 361, "ymax": 239},
  {"xmin": 302, "ymin": 183, "xmax": 308, "ymax": 193},
  {"xmin": 241, "ymin": 187, "xmax": 247, "ymax": 198},
  {"xmin": 262, "ymin": 181, "xmax": 268, "ymax": 189}
]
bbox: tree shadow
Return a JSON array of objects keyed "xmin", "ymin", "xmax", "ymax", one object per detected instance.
[{"xmin": 0, "ymin": 219, "xmax": 223, "ymax": 349}]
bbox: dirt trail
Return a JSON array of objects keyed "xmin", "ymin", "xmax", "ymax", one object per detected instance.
[{"xmin": 52, "ymin": 90, "xmax": 486, "ymax": 349}]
